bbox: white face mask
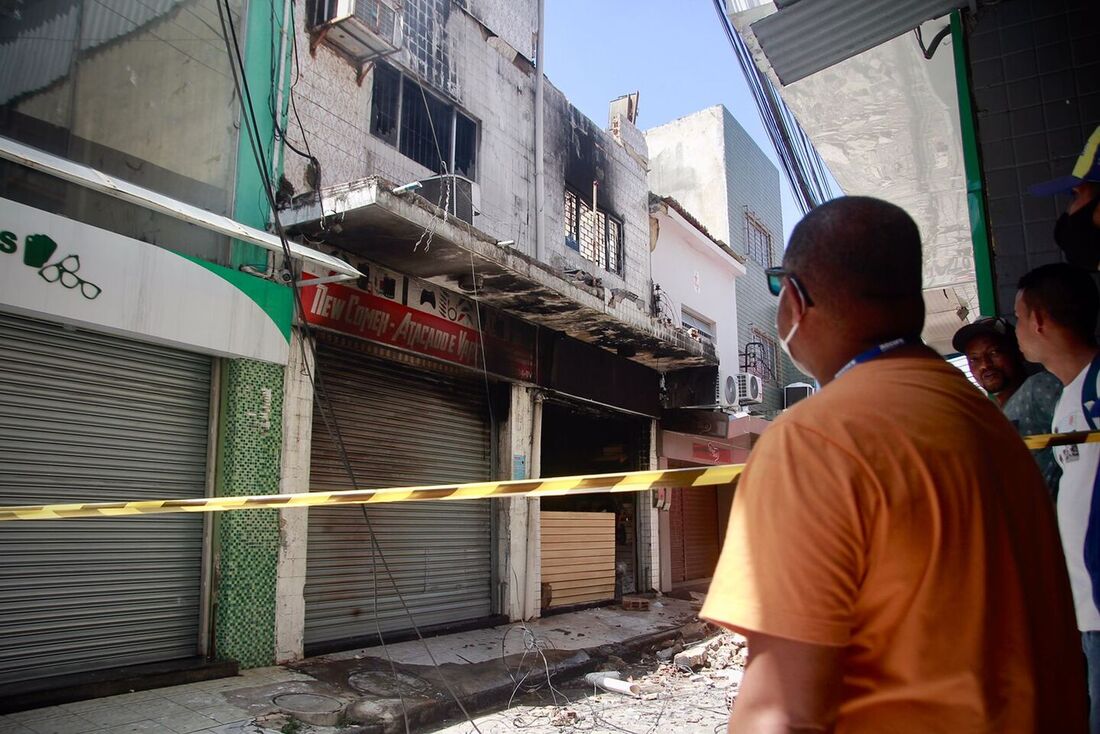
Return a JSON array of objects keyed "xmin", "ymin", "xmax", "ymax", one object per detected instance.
[{"xmin": 777, "ymin": 284, "xmax": 814, "ymax": 378}]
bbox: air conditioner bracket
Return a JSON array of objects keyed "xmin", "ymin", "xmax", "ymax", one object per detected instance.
[{"xmin": 309, "ymin": 26, "xmax": 332, "ymax": 57}]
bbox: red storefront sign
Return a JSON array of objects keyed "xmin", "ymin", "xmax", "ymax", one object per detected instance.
[
  {"xmin": 691, "ymin": 441, "xmax": 734, "ymax": 465},
  {"xmin": 300, "ymin": 277, "xmax": 535, "ymax": 381}
]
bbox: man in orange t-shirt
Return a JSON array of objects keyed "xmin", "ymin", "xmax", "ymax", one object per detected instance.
[{"xmin": 702, "ymin": 196, "xmax": 1087, "ymax": 733}]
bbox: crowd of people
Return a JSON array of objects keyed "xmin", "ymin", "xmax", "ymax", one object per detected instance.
[{"xmin": 702, "ymin": 126, "xmax": 1100, "ymax": 732}]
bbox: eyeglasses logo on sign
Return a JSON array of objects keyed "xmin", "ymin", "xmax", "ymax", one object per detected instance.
[{"xmin": 1, "ymin": 231, "xmax": 102, "ymax": 300}]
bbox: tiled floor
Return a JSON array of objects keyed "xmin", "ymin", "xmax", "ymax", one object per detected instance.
[{"xmin": 1, "ymin": 668, "xmax": 315, "ymax": 734}]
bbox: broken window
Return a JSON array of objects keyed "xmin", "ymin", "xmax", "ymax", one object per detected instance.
[
  {"xmin": 745, "ymin": 212, "xmax": 773, "ymax": 267},
  {"xmin": 370, "ymin": 63, "xmax": 401, "ymax": 146},
  {"xmin": 564, "ymin": 189, "xmax": 623, "ymax": 275},
  {"xmin": 453, "ymin": 113, "xmax": 477, "ymax": 179},
  {"xmin": 681, "ymin": 309, "xmax": 716, "ymax": 345},
  {"xmin": 369, "ymin": 62, "xmax": 477, "ymax": 178}
]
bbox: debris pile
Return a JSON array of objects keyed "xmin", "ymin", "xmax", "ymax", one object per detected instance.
[
  {"xmin": 670, "ymin": 632, "xmax": 748, "ymax": 673},
  {"xmin": 701, "ymin": 632, "xmax": 749, "ymax": 671}
]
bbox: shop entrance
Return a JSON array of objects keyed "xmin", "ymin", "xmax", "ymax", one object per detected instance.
[{"xmin": 539, "ymin": 401, "xmax": 650, "ymax": 610}]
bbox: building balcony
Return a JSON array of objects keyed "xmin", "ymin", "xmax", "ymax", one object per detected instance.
[{"xmin": 283, "ymin": 176, "xmax": 715, "ymax": 370}]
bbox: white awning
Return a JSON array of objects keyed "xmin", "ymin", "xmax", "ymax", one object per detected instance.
[{"xmin": 0, "ymin": 135, "xmax": 361, "ymax": 280}]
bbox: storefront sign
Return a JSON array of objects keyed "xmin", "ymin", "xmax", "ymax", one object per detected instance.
[
  {"xmin": 0, "ymin": 198, "xmax": 293, "ymax": 364},
  {"xmin": 301, "ymin": 274, "xmax": 535, "ymax": 381},
  {"xmin": 691, "ymin": 441, "xmax": 734, "ymax": 465},
  {"xmin": 660, "ymin": 430, "xmax": 748, "ymax": 466}
]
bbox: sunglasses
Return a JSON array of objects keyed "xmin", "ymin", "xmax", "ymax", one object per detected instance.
[{"xmin": 764, "ymin": 267, "xmax": 815, "ymax": 306}]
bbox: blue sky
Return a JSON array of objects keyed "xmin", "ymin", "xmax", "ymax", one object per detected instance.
[{"xmin": 543, "ymin": 0, "xmax": 803, "ymax": 242}]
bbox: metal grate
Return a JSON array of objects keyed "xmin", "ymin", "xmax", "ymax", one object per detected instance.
[
  {"xmin": 564, "ymin": 189, "xmax": 623, "ymax": 275},
  {"xmin": 744, "ymin": 211, "xmax": 773, "ymax": 268}
]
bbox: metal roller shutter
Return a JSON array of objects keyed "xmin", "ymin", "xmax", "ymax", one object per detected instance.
[
  {"xmin": 669, "ymin": 486, "xmax": 721, "ymax": 584},
  {"xmin": 305, "ymin": 343, "xmax": 493, "ymax": 647},
  {"xmin": 0, "ymin": 312, "xmax": 211, "ymax": 684}
]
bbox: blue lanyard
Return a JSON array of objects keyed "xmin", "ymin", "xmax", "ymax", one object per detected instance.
[{"xmin": 834, "ymin": 337, "xmax": 918, "ymax": 380}]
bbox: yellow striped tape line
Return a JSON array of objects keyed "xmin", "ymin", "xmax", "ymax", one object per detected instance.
[
  {"xmin": 0, "ymin": 464, "xmax": 745, "ymax": 522},
  {"xmin": 1, "ymin": 430, "xmax": 1096, "ymax": 522},
  {"xmin": 1023, "ymin": 430, "xmax": 1100, "ymax": 451}
]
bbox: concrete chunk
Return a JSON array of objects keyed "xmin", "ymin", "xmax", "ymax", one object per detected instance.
[{"xmin": 673, "ymin": 642, "xmax": 710, "ymax": 671}]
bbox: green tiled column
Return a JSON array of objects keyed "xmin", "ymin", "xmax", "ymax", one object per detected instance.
[{"xmin": 213, "ymin": 358, "xmax": 284, "ymax": 668}]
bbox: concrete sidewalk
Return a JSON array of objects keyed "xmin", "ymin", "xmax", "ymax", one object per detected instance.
[{"xmin": 0, "ymin": 599, "xmax": 707, "ymax": 734}]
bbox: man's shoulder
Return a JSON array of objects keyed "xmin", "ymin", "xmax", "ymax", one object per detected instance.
[
  {"xmin": 1007, "ymin": 371, "xmax": 1063, "ymax": 415},
  {"xmin": 1021, "ymin": 370, "xmax": 1063, "ymax": 396}
]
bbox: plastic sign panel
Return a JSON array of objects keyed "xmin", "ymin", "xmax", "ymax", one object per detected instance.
[
  {"xmin": 0, "ymin": 198, "xmax": 292, "ymax": 364},
  {"xmin": 301, "ymin": 272, "xmax": 535, "ymax": 381}
]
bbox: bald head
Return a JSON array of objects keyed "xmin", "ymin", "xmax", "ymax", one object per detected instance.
[{"xmin": 785, "ymin": 196, "xmax": 925, "ymax": 341}]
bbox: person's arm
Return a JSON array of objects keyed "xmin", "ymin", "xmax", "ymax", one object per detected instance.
[
  {"xmin": 701, "ymin": 420, "xmax": 867, "ymax": 732},
  {"xmin": 727, "ymin": 631, "xmax": 842, "ymax": 734}
]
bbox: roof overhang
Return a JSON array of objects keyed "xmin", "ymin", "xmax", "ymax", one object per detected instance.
[
  {"xmin": 284, "ymin": 177, "xmax": 716, "ymax": 369},
  {"xmin": 726, "ymin": 2, "xmax": 978, "ymax": 354},
  {"xmin": 745, "ymin": 0, "xmax": 970, "ymax": 85},
  {"xmin": 652, "ymin": 198, "xmax": 748, "ymax": 276}
]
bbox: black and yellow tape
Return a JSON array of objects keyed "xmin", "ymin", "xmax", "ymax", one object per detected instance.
[
  {"xmin": 1023, "ymin": 430, "xmax": 1100, "ymax": 451},
  {"xmin": 0, "ymin": 431, "xmax": 1096, "ymax": 522},
  {"xmin": 0, "ymin": 464, "xmax": 745, "ymax": 522}
]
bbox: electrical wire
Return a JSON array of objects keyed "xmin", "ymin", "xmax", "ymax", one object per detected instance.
[
  {"xmin": 213, "ymin": 3, "xmax": 482, "ymax": 732},
  {"xmin": 915, "ymin": 24, "xmax": 952, "ymax": 60},
  {"xmin": 87, "ymin": 0, "xmax": 229, "ymax": 80},
  {"xmin": 469, "ymin": 254, "xmax": 497, "ymax": 437},
  {"xmin": 711, "ymin": 0, "xmax": 838, "ymax": 214}
]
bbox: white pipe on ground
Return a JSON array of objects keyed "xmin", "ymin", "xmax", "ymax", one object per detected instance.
[{"xmin": 584, "ymin": 672, "xmax": 641, "ymax": 697}]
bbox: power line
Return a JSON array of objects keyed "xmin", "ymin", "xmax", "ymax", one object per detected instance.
[
  {"xmin": 711, "ymin": 0, "xmax": 838, "ymax": 213},
  {"xmin": 213, "ymin": 3, "xmax": 483, "ymax": 732}
]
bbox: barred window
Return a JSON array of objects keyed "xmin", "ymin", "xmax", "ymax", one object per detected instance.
[
  {"xmin": 564, "ymin": 189, "xmax": 623, "ymax": 274},
  {"xmin": 745, "ymin": 212, "xmax": 773, "ymax": 267},
  {"xmin": 746, "ymin": 329, "xmax": 779, "ymax": 382},
  {"xmin": 370, "ymin": 62, "xmax": 477, "ymax": 178}
]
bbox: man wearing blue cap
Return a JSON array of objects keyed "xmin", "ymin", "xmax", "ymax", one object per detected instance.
[{"xmin": 1030, "ymin": 125, "xmax": 1100, "ymax": 271}]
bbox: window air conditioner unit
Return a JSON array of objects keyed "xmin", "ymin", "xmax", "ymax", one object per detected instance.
[
  {"xmin": 717, "ymin": 370, "xmax": 764, "ymax": 408},
  {"xmin": 784, "ymin": 381, "xmax": 815, "ymax": 409},
  {"xmin": 417, "ymin": 174, "xmax": 481, "ymax": 226},
  {"xmin": 308, "ymin": 0, "xmax": 403, "ymax": 62}
]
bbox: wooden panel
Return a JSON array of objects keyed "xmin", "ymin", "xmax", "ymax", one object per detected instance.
[{"xmin": 540, "ymin": 512, "xmax": 615, "ymax": 609}]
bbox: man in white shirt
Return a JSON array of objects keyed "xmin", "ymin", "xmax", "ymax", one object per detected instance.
[{"xmin": 1015, "ymin": 262, "xmax": 1100, "ymax": 732}]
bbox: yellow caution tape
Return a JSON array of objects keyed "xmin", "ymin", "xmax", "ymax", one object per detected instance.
[
  {"xmin": 1, "ymin": 430, "xmax": 1096, "ymax": 523},
  {"xmin": 0, "ymin": 464, "xmax": 745, "ymax": 522},
  {"xmin": 1023, "ymin": 430, "xmax": 1100, "ymax": 451}
]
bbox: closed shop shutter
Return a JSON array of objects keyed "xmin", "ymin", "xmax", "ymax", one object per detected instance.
[
  {"xmin": 681, "ymin": 487, "xmax": 720, "ymax": 581},
  {"xmin": 304, "ymin": 343, "xmax": 492, "ymax": 647},
  {"xmin": 0, "ymin": 312, "xmax": 211, "ymax": 684},
  {"xmin": 668, "ymin": 486, "xmax": 721, "ymax": 584}
]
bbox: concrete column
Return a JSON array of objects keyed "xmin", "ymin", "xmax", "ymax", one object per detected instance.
[
  {"xmin": 495, "ymin": 384, "xmax": 540, "ymax": 621},
  {"xmin": 658, "ymin": 457, "xmax": 673, "ymax": 593},
  {"xmin": 648, "ymin": 419, "xmax": 661, "ymax": 593},
  {"xmin": 274, "ymin": 329, "xmax": 315, "ymax": 663},
  {"xmin": 213, "ymin": 358, "xmax": 284, "ymax": 668}
]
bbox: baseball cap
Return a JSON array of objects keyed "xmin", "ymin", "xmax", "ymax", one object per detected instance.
[
  {"xmin": 951, "ymin": 316, "xmax": 1016, "ymax": 354},
  {"xmin": 1029, "ymin": 125, "xmax": 1100, "ymax": 196}
]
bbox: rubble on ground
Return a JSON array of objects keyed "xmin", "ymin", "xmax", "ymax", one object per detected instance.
[{"xmin": 430, "ymin": 631, "xmax": 748, "ymax": 733}]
